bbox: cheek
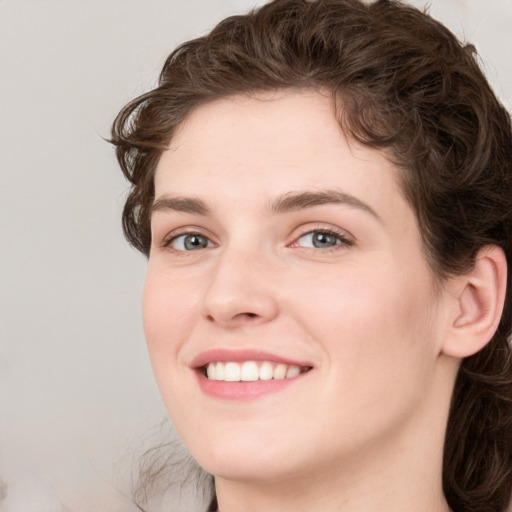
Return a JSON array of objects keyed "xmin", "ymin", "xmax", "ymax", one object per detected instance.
[
  {"xmin": 142, "ymin": 268, "xmax": 207, "ymax": 432},
  {"xmin": 288, "ymin": 261, "xmax": 437, "ymax": 390},
  {"xmin": 142, "ymin": 268, "xmax": 198, "ymax": 376},
  {"xmin": 292, "ymin": 260, "xmax": 431, "ymax": 333}
]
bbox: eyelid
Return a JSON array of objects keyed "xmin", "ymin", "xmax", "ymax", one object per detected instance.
[
  {"xmin": 160, "ymin": 227, "xmax": 217, "ymax": 250},
  {"xmin": 288, "ymin": 224, "xmax": 355, "ymax": 249}
]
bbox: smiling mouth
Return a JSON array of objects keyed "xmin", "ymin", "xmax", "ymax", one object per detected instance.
[{"xmin": 203, "ymin": 361, "xmax": 312, "ymax": 382}]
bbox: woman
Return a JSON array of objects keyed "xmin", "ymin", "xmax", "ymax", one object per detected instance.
[{"xmin": 111, "ymin": 1, "xmax": 512, "ymax": 511}]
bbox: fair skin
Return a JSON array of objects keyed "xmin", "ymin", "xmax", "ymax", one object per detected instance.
[{"xmin": 143, "ymin": 91, "xmax": 506, "ymax": 512}]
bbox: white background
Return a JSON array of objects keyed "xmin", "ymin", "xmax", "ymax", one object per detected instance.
[{"xmin": 1, "ymin": 1, "xmax": 511, "ymax": 511}]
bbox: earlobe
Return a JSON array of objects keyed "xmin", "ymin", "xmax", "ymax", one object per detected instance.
[{"xmin": 442, "ymin": 246, "xmax": 508, "ymax": 358}]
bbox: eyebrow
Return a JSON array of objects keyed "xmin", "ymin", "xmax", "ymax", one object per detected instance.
[
  {"xmin": 151, "ymin": 196, "xmax": 210, "ymax": 216},
  {"xmin": 151, "ymin": 188, "xmax": 379, "ymax": 220},
  {"xmin": 268, "ymin": 189, "xmax": 380, "ymax": 220}
]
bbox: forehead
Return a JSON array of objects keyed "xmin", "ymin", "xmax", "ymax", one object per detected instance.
[{"xmin": 155, "ymin": 90, "xmax": 403, "ymax": 202}]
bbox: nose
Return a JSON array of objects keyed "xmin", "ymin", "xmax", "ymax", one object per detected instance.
[{"xmin": 201, "ymin": 247, "xmax": 279, "ymax": 328}]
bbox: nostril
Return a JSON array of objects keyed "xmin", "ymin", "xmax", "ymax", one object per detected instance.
[
  {"xmin": 204, "ymin": 308, "xmax": 271, "ymax": 324},
  {"xmin": 205, "ymin": 312, "xmax": 257, "ymax": 323}
]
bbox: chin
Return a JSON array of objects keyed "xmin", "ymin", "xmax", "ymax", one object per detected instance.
[
  {"xmin": 182, "ymin": 425, "xmax": 305, "ymax": 484},
  {"xmin": 200, "ymin": 454, "xmax": 299, "ymax": 485}
]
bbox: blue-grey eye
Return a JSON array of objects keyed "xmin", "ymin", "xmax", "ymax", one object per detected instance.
[
  {"xmin": 296, "ymin": 231, "xmax": 342, "ymax": 249},
  {"xmin": 170, "ymin": 233, "xmax": 212, "ymax": 251}
]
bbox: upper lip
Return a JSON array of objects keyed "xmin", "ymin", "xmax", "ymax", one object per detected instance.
[{"xmin": 191, "ymin": 348, "xmax": 313, "ymax": 369}]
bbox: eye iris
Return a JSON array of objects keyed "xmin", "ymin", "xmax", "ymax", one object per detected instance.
[
  {"xmin": 184, "ymin": 234, "xmax": 208, "ymax": 250},
  {"xmin": 312, "ymin": 232, "xmax": 338, "ymax": 248}
]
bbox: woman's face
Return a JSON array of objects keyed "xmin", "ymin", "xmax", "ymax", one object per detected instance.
[{"xmin": 144, "ymin": 91, "xmax": 451, "ymax": 483}]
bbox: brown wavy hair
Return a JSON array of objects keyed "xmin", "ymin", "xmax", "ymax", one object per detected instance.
[{"xmin": 111, "ymin": 1, "xmax": 512, "ymax": 511}]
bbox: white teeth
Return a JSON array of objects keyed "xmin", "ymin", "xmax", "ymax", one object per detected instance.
[
  {"xmin": 224, "ymin": 362, "xmax": 241, "ymax": 381},
  {"xmin": 206, "ymin": 363, "xmax": 216, "ymax": 380},
  {"xmin": 240, "ymin": 361, "xmax": 259, "ymax": 381},
  {"xmin": 273, "ymin": 363, "xmax": 287, "ymax": 380},
  {"xmin": 215, "ymin": 362, "xmax": 225, "ymax": 381},
  {"xmin": 259, "ymin": 361, "xmax": 273, "ymax": 381},
  {"xmin": 204, "ymin": 361, "xmax": 305, "ymax": 382},
  {"xmin": 286, "ymin": 365, "xmax": 300, "ymax": 378}
]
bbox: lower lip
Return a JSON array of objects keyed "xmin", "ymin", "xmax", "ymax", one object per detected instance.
[{"xmin": 196, "ymin": 371, "xmax": 308, "ymax": 400}]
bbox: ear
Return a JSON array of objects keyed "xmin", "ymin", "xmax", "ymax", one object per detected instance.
[{"xmin": 441, "ymin": 245, "xmax": 508, "ymax": 358}]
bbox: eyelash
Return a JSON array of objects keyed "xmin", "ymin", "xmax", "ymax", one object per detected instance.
[
  {"xmin": 162, "ymin": 230, "xmax": 214, "ymax": 251},
  {"xmin": 161, "ymin": 226, "xmax": 353, "ymax": 253},
  {"xmin": 292, "ymin": 227, "xmax": 353, "ymax": 251}
]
